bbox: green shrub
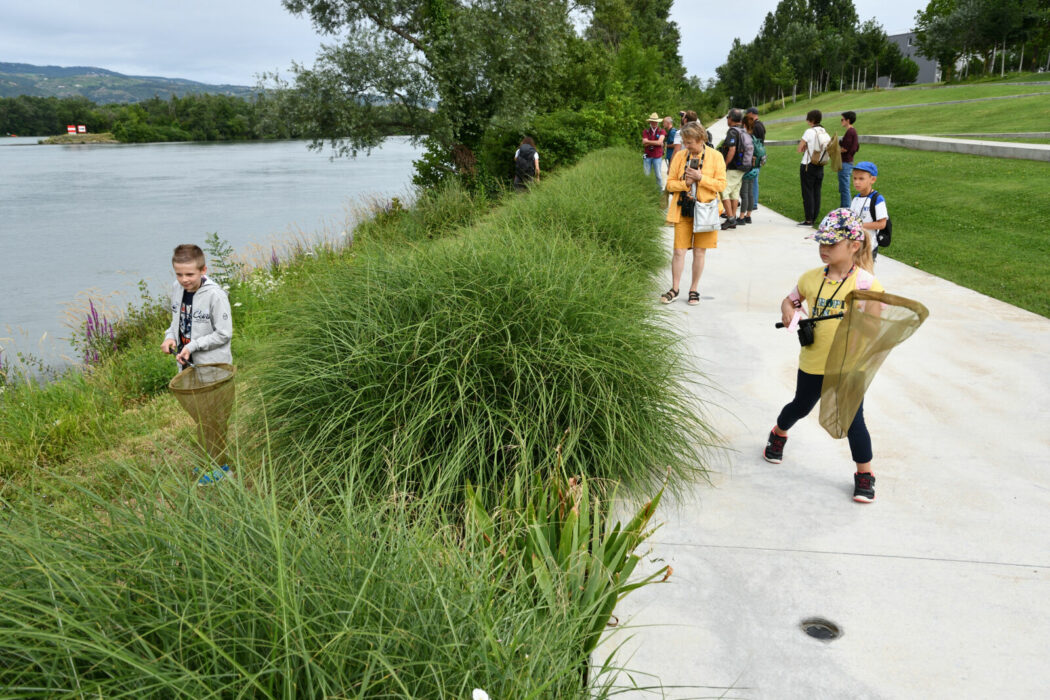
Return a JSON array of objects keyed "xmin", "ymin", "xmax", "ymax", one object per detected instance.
[
  {"xmin": 253, "ymin": 149, "xmax": 710, "ymax": 500},
  {"xmin": 0, "ymin": 465, "xmax": 633, "ymax": 697},
  {"xmin": 104, "ymin": 341, "xmax": 175, "ymax": 400},
  {"xmin": 478, "ymin": 108, "xmax": 629, "ymax": 181}
]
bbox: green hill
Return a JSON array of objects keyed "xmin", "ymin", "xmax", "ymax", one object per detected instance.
[
  {"xmin": 757, "ymin": 76, "xmax": 1050, "ymax": 140},
  {"xmin": 0, "ymin": 62, "xmax": 255, "ymax": 103}
]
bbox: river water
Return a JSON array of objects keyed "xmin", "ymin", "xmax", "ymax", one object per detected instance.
[{"xmin": 0, "ymin": 136, "xmax": 422, "ymax": 367}]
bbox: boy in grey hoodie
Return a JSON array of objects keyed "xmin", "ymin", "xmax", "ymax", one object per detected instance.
[
  {"xmin": 161, "ymin": 244, "xmax": 234, "ymax": 485},
  {"xmin": 161, "ymin": 244, "xmax": 233, "ymax": 368}
]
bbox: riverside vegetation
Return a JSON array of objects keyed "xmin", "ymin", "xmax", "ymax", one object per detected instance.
[{"xmin": 0, "ymin": 148, "xmax": 715, "ymax": 696}]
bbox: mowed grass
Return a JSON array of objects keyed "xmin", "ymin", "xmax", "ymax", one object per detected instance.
[
  {"xmin": 760, "ymin": 79, "xmax": 1050, "ymax": 122},
  {"xmin": 761, "ymin": 94, "xmax": 1050, "ymax": 140},
  {"xmin": 757, "ymin": 144, "xmax": 1050, "ymax": 318}
]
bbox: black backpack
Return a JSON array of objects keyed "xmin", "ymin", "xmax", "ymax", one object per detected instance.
[
  {"xmin": 514, "ymin": 143, "xmax": 537, "ymax": 182},
  {"xmin": 869, "ymin": 190, "xmax": 892, "ymax": 247}
]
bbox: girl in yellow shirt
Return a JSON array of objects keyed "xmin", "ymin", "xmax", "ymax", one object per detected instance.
[{"xmin": 763, "ymin": 208, "xmax": 882, "ymax": 503}]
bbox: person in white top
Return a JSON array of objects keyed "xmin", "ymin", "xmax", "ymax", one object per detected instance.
[{"xmin": 796, "ymin": 109, "xmax": 831, "ymax": 227}]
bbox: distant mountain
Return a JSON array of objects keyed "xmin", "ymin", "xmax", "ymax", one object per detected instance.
[{"xmin": 0, "ymin": 62, "xmax": 256, "ymax": 103}]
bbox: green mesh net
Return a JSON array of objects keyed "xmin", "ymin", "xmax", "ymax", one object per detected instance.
[
  {"xmin": 820, "ymin": 290, "xmax": 929, "ymax": 439},
  {"xmin": 168, "ymin": 363, "xmax": 236, "ymax": 464}
]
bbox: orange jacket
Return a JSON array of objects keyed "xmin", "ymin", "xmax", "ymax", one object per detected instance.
[{"xmin": 665, "ymin": 146, "xmax": 727, "ymax": 224}]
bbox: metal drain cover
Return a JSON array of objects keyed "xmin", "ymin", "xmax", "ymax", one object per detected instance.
[{"xmin": 801, "ymin": 617, "xmax": 841, "ymax": 641}]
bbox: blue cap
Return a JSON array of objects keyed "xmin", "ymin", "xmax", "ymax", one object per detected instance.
[{"xmin": 854, "ymin": 161, "xmax": 878, "ymax": 176}]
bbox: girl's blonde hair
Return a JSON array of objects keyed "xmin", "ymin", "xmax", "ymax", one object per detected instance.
[
  {"xmin": 853, "ymin": 233, "xmax": 874, "ymax": 272},
  {"xmin": 679, "ymin": 122, "xmax": 707, "ymax": 144}
]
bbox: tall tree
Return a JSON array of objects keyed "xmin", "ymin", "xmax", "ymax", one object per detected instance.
[{"xmin": 271, "ymin": 0, "xmax": 577, "ymax": 173}]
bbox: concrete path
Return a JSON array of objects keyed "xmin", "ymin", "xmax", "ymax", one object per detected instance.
[{"xmin": 596, "ymin": 207, "xmax": 1050, "ymax": 698}]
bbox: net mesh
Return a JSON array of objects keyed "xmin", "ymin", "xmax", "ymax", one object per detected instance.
[
  {"xmin": 820, "ymin": 290, "xmax": 929, "ymax": 439},
  {"xmin": 168, "ymin": 363, "xmax": 236, "ymax": 463}
]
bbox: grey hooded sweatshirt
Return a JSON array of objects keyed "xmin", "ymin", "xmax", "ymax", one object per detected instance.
[{"xmin": 164, "ymin": 276, "xmax": 233, "ymax": 365}]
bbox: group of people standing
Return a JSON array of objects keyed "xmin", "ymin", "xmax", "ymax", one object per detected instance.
[
  {"xmin": 643, "ymin": 106, "xmax": 892, "ymax": 505},
  {"xmin": 646, "ymin": 107, "xmax": 766, "ymax": 305}
]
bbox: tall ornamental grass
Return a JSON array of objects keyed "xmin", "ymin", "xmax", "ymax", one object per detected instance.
[
  {"xmin": 496, "ymin": 148, "xmax": 667, "ymax": 273},
  {"xmin": 0, "ymin": 464, "xmax": 643, "ymax": 698},
  {"xmin": 253, "ymin": 152, "xmax": 710, "ymax": 499}
]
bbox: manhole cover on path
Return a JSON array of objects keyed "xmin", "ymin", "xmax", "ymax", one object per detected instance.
[{"xmin": 800, "ymin": 617, "xmax": 841, "ymax": 641}]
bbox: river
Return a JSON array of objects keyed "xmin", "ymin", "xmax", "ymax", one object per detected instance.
[{"xmin": 0, "ymin": 136, "xmax": 423, "ymax": 369}]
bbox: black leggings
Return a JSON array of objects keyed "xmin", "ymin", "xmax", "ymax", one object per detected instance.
[{"xmin": 776, "ymin": 369, "xmax": 873, "ymax": 463}]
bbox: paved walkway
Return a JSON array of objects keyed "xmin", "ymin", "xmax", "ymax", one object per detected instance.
[{"xmin": 596, "ymin": 207, "xmax": 1050, "ymax": 698}]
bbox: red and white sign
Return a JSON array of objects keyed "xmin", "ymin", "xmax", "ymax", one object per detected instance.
[
  {"xmin": 77, "ymin": 125, "xmax": 86, "ymax": 133},
  {"xmin": 66, "ymin": 125, "xmax": 76, "ymax": 134}
]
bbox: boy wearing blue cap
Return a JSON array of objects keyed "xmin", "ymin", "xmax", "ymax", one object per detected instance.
[{"xmin": 849, "ymin": 161, "xmax": 888, "ymax": 260}]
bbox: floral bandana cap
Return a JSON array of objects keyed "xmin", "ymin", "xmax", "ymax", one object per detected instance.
[{"xmin": 808, "ymin": 208, "xmax": 866, "ymax": 244}]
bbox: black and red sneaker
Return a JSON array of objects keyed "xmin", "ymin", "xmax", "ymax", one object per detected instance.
[
  {"xmin": 853, "ymin": 472, "xmax": 876, "ymax": 503},
  {"xmin": 763, "ymin": 429, "xmax": 787, "ymax": 464}
]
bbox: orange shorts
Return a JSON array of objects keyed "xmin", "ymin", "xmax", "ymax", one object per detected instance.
[{"xmin": 673, "ymin": 219, "xmax": 718, "ymax": 249}]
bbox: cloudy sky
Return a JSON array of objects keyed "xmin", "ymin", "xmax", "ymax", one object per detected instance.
[{"xmin": 2, "ymin": 0, "xmax": 927, "ymax": 86}]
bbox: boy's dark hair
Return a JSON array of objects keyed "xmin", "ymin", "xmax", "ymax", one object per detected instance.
[
  {"xmin": 842, "ymin": 111, "xmax": 856, "ymax": 124},
  {"xmin": 681, "ymin": 110, "xmax": 698, "ymax": 124},
  {"xmin": 806, "ymin": 109, "xmax": 822, "ymax": 124},
  {"xmin": 173, "ymin": 244, "xmax": 206, "ymax": 269}
]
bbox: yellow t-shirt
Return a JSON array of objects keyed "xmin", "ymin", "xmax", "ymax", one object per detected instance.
[{"xmin": 796, "ymin": 266, "xmax": 884, "ymax": 375}]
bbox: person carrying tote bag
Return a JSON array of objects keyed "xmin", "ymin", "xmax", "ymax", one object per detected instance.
[
  {"xmin": 691, "ymin": 146, "xmax": 721, "ymax": 233},
  {"xmin": 661, "ymin": 122, "xmax": 728, "ymax": 306}
]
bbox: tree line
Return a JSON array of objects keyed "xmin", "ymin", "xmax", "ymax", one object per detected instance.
[
  {"xmin": 914, "ymin": 0, "xmax": 1050, "ymax": 81},
  {"xmin": 0, "ymin": 92, "xmax": 421, "ymax": 143},
  {"xmin": 715, "ymin": 0, "xmax": 920, "ymax": 108}
]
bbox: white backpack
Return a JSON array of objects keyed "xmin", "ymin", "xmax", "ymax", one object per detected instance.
[{"xmin": 810, "ymin": 126, "xmax": 832, "ymax": 166}]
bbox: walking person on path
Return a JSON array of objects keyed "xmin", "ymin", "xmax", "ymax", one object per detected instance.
[
  {"xmin": 660, "ymin": 122, "xmax": 727, "ymax": 306},
  {"xmin": 838, "ymin": 111, "xmax": 859, "ymax": 208},
  {"xmin": 642, "ymin": 112, "xmax": 667, "ymax": 190},
  {"xmin": 796, "ymin": 110, "xmax": 832, "ymax": 227},
  {"xmin": 763, "ymin": 209, "xmax": 882, "ymax": 503}
]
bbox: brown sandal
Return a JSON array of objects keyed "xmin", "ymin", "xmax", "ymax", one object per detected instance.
[
  {"xmin": 660, "ymin": 288, "xmax": 679, "ymax": 304},
  {"xmin": 688, "ymin": 291, "xmax": 700, "ymax": 305}
]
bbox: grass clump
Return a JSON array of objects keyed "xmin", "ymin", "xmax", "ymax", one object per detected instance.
[
  {"xmin": 252, "ymin": 147, "xmax": 709, "ymax": 501},
  {"xmin": 256, "ymin": 224, "xmax": 706, "ymax": 499},
  {"xmin": 0, "ymin": 465, "xmax": 646, "ymax": 697}
]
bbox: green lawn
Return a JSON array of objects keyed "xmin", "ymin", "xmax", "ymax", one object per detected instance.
[
  {"xmin": 762, "ymin": 94, "xmax": 1050, "ymax": 140},
  {"xmin": 760, "ymin": 80, "xmax": 1050, "ymax": 122},
  {"xmin": 756, "ymin": 144, "xmax": 1050, "ymax": 318}
]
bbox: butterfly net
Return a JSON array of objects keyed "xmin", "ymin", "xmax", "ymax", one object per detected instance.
[
  {"xmin": 820, "ymin": 290, "xmax": 929, "ymax": 439},
  {"xmin": 169, "ymin": 363, "xmax": 236, "ymax": 463}
]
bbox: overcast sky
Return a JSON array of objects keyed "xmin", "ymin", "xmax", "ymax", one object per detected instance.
[{"xmin": 2, "ymin": 0, "xmax": 927, "ymax": 87}]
